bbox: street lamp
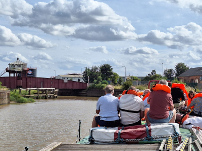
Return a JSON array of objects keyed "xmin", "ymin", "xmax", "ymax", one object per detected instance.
[
  {"xmin": 122, "ymin": 66, "xmax": 126, "ymax": 82},
  {"xmin": 54, "ymin": 70, "xmax": 56, "ymax": 77}
]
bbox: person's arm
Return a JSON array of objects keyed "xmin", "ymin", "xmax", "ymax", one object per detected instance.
[
  {"xmin": 147, "ymin": 96, "xmax": 151, "ymax": 104},
  {"xmin": 140, "ymin": 111, "xmax": 144, "ymax": 119},
  {"xmin": 96, "ymin": 110, "xmax": 100, "ymax": 114},
  {"xmin": 186, "ymin": 99, "xmax": 195, "ymax": 111},
  {"xmin": 170, "ymin": 105, "xmax": 174, "ymax": 110}
]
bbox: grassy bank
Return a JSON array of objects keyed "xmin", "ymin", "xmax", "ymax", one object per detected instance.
[{"xmin": 10, "ymin": 89, "xmax": 35, "ymax": 103}]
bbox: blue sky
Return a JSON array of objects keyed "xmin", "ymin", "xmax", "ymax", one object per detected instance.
[{"xmin": 1, "ymin": 0, "xmax": 202, "ymax": 78}]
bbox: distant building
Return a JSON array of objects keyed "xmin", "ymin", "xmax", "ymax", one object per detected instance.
[
  {"xmin": 178, "ymin": 67, "xmax": 202, "ymax": 83},
  {"xmin": 55, "ymin": 74, "xmax": 84, "ymax": 82}
]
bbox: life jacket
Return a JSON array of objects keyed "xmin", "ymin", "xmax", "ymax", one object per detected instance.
[
  {"xmin": 119, "ymin": 89, "xmax": 141, "ymax": 114},
  {"xmin": 121, "ymin": 90, "xmax": 141, "ymax": 96},
  {"xmin": 171, "ymin": 83, "xmax": 188, "ymax": 99},
  {"xmin": 138, "ymin": 91, "xmax": 144, "ymax": 96},
  {"xmin": 151, "ymin": 84, "xmax": 171, "ymax": 93},
  {"xmin": 188, "ymin": 93, "xmax": 202, "ymax": 108},
  {"xmin": 142, "ymin": 92, "xmax": 150, "ymax": 101}
]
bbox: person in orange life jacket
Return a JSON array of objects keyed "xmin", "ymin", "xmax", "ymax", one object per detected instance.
[
  {"xmin": 175, "ymin": 113, "xmax": 202, "ymax": 130},
  {"xmin": 141, "ymin": 89, "xmax": 150, "ymax": 121},
  {"xmin": 145, "ymin": 80, "xmax": 176, "ymax": 124},
  {"xmin": 171, "ymin": 83, "xmax": 187, "ymax": 108},
  {"xmin": 185, "ymin": 93, "xmax": 202, "ymax": 117},
  {"xmin": 186, "ymin": 91, "xmax": 196, "ymax": 106},
  {"xmin": 119, "ymin": 86, "xmax": 144, "ymax": 126},
  {"xmin": 92, "ymin": 85, "xmax": 120, "ymax": 128}
]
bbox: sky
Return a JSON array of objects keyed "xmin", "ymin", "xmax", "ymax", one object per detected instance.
[{"xmin": 1, "ymin": 0, "xmax": 202, "ymax": 78}]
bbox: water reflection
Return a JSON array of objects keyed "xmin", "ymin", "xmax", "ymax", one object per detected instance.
[{"xmin": 0, "ymin": 99, "xmax": 97, "ymax": 151}]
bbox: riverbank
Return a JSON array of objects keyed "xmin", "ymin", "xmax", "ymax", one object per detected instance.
[{"xmin": 57, "ymin": 96, "xmax": 99, "ymax": 100}]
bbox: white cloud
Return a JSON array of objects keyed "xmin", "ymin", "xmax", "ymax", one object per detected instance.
[
  {"xmin": 137, "ymin": 22, "xmax": 202, "ymax": 50},
  {"xmin": 9, "ymin": 0, "xmax": 136, "ymax": 41},
  {"xmin": 121, "ymin": 46, "xmax": 159, "ymax": 55},
  {"xmin": 0, "ymin": 52, "xmax": 28, "ymax": 62},
  {"xmin": 88, "ymin": 46, "xmax": 108, "ymax": 54},
  {"xmin": 33, "ymin": 52, "xmax": 53, "ymax": 60},
  {"xmin": 159, "ymin": 0, "xmax": 202, "ymax": 14},
  {"xmin": 99, "ymin": 58, "xmax": 123, "ymax": 67},
  {"xmin": 188, "ymin": 51, "xmax": 201, "ymax": 60},
  {"xmin": 0, "ymin": 25, "xmax": 55, "ymax": 48},
  {"xmin": 0, "ymin": 26, "xmax": 21, "ymax": 46},
  {"xmin": 0, "ymin": 0, "xmax": 32, "ymax": 18},
  {"xmin": 58, "ymin": 56, "xmax": 91, "ymax": 69},
  {"xmin": 18, "ymin": 33, "xmax": 56, "ymax": 49}
]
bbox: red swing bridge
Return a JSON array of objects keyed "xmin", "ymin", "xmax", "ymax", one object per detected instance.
[{"xmin": 0, "ymin": 58, "xmax": 87, "ymax": 96}]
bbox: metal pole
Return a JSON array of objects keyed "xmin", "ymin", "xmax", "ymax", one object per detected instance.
[
  {"xmin": 162, "ymin": 63, "xmax": 163, "ymax": 76},
  {"xmin": 54, "ymin": 70, "xmax": 56, "ymax": 77},
  {"xmin": 122, "ymin": 66, "xmax": 126, "ymax": 82}
]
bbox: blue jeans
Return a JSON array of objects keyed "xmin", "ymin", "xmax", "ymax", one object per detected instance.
[{"xmin": 147, "ymin": 110, "xmax": 174, "ymax": 123}]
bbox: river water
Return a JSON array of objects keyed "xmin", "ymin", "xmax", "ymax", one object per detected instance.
[{"xmin": 0, "ymin": 98, "xmax": 97, "ymax": 151}]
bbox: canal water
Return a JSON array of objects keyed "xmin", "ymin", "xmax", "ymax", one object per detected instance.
[{"xmin": 0, "ymin": 98, "xmax": 97, "ymax": 151}]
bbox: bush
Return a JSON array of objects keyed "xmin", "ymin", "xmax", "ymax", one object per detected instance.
[
  {"xmin": 122, "ymin": 80, "xmax": 133, "ymax": 90},
  {"xmin": 87, "ymin": 83, "xmax": 107, "ymax": 90},
  {"xmin": 136, "ymin": 84, "xmax": 148, "ymax": 90},
  {"xmin": 10, "ymin": 90, "xmax": 35, "ymax": 103},
  {"xmin": 101, "ymin": 80, "xmax": 108, "ymax": 85}
]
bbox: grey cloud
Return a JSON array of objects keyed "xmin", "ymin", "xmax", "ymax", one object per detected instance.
[
  {"xmin": 72, "ymin": 25, "xmax": 136, "ymax": 41},
  {"xmin": 162, "ymin": 0, "xmax": 202, "ymax": 14},
  {"xmin": 89, "ymin": 46, "xmax": 108, "ymax": 54},
  {"xmin": 9, "ymin": 0, "xmax": 136, "ymax": 41}
]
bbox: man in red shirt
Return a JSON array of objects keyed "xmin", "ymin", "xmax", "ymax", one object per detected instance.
[{"xmin": 145, "ymin": 80, "xmax": 176, "ymax": 124}]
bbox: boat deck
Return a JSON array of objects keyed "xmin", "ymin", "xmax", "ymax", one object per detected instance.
[
  {"xmin": 51, "ymin": 143, "xmax": 161, "ymax": 151},
  {"xmin": 49, "ymin": 127, "xmax": 201, "ymax": 151}
]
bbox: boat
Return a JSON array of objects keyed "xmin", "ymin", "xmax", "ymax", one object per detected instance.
[{"xmin": 74, "ymin": 119, "xmax": 202, "ymax": 151}]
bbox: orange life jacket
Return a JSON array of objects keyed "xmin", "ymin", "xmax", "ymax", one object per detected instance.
[
  {"xmin": 122, "ymin": 89, "xmax": 139, "ymax": 96},
  {"xmin": 142, "ymin": 92, "xmax": 150, "ymax": 101},
  {"xmin": 171, "ymin": 83, "xmax": 188, "ymax": 99},
  {"xmin": 188, "ymin": 93, "xmax": 202, "ymax": 108},
  {"xmin": 152, "ymin": 84, "xmax": 171, "ymax": 93}
]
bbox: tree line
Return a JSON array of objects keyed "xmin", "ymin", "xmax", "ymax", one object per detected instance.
[{"xmin": 82, "ymin": 62, "xmax": 189, "ymax": 89}]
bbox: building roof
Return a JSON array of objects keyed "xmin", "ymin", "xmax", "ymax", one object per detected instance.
[
  {"xmin": 8, "ymin": 58, "xmax": 26, "ymax": 65},
  {"xmin": 58, "ymin": 74, "xmax": 83, "ymax": 78},
  {"xmin": 178, "ymin": 67, "xmax": 202, "ymax": 77}
]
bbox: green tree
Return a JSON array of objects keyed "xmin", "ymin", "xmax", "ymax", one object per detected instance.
[
  {"xmin": 118, "ymin": 77, "xmax": 123, "ymax": 85},
  {"xmin": 83, "ymin": 66, "xmax": 101, "ymax": 83},
  {"xmin": 89, "ymin": 66, "xmax": 101, "ymax": 83},
  {"xmin": 151, "ymin": 70, "xmax": 156, "ymax": 76},
  {"xmin": 130, "ymin": 76, "xmax": 141, "ymax": 81},
  {"xmin": 122, "ymin": 79, "xmax": 133, "ymax": 90},
  {"xmin": 164, "ymin": 69, "xmax": 175, "ymax": 79},
  {"xmin": 142, "ymin": 70, "xmax": 163, "ymax": 81},
  {"xmin": 82, "ymin": 67, "xmax": 91, "ymax": 83},
  {"xmin": 111, "ymin": 72, "xmax": 119, "ymax": 85},
  {"xmin": 175, "ymin": 63, "xmax": 189, "ymax": 77},
  {"xmin": 100, "ymin": 64, "xmax": 113, "ymax": 81}
]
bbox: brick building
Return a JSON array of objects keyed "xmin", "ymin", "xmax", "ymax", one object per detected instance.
[{"xmin": 178, "ymin": 67, "xmax": 202, "ymax": 83}]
